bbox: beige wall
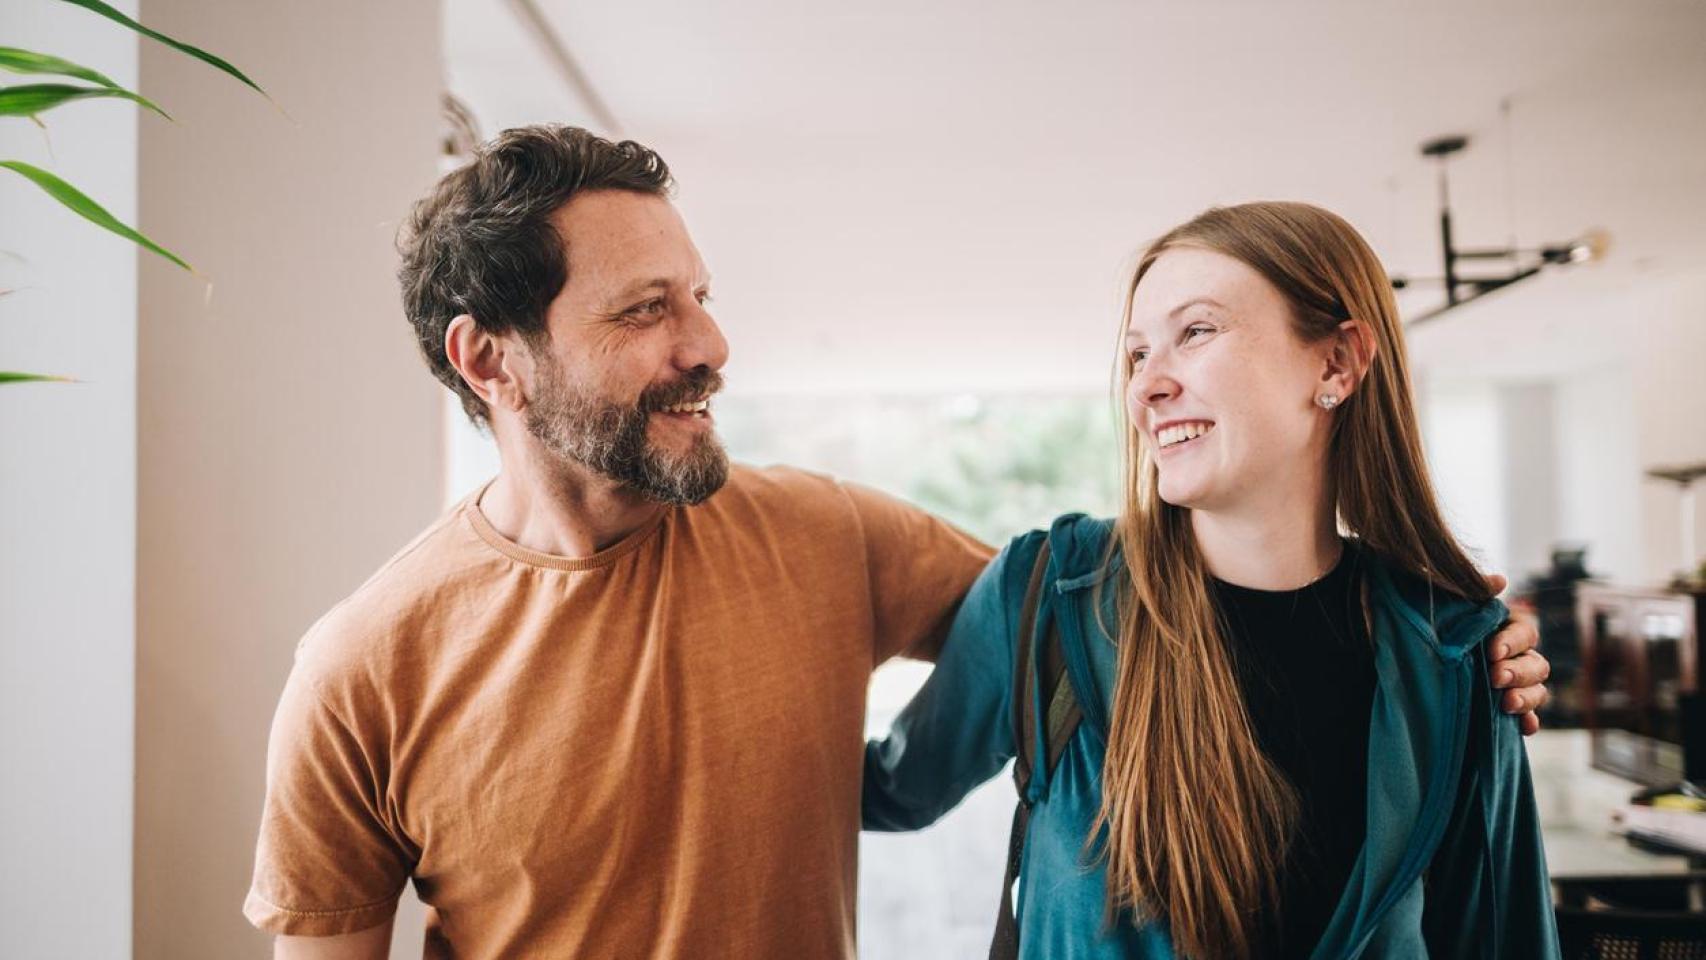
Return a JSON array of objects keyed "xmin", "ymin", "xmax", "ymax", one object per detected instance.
[{"xmin": 136, "ymin": 1, "xmax": 444, "ymax": 956}]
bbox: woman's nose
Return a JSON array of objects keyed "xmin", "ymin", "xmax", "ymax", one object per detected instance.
[{"xmin": 1132, "ymin": 358, "xmax": 1180, "ymax": 408}]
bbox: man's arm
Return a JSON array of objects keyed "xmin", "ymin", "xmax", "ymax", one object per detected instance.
[
  {"xmin": 245, "ymin": 651, "xmax": 411, "ymax": 941},
  {"xmin": 840, "ymin": 480, "xmax": 993, "ymax": 665},
  {"xmin": 276, "ymin": 919, "xmax": 393, "ymax": 960}
]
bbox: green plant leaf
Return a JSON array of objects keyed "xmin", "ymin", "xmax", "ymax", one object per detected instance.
[
  {"xmin": 0, "ymin": 47, "xmax": 119, "ymax": 88},
  {"xmin": 0, "ymin": 160, "xmax": 192, "ymax": 271},
  {"xmin": 1, "ymin": 371, "xmax": 75, "ymax": 384},
  {"xmin": 0, "ymin": 82, "xmax": 169, "ymax": 121},
  {"xmin": 57, "ymin": 0, "xmax": 266, "ymax": 98}
]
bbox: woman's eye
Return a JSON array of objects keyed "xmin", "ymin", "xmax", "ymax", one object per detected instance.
[
  {"xmin": 1129, "ymin": 349, "xmax": 1148, "ymax": 367},
  {"xmin": 1184, "ymin": 324, "xmax": 1213, "ymax": 340},
  {"xmin": 695, "ymin": 290, "xmax": 713, "ymax": 305}
]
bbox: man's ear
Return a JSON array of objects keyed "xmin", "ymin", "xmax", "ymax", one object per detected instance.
[
  {"xmin": 445, "ymin": 315, "xmax": 529, "ymax": 415},
  {"xmin": 1320, "ymin": 318, "xmax": 1378, "ymax": 402}
]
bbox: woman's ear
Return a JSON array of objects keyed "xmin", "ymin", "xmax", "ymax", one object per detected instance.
[
  {"xmin": 445, "ymin": 315, "xmax": 530, "ymax": 415},
  {"xmin": 1320, "ymin": 318, "xmax": 1378, "ymax": 403}
]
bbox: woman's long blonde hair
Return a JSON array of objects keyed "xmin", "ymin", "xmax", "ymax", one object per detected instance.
[{"xmin": 1094, "ymin": 201, "xmax": 1491, "ymax": 958}]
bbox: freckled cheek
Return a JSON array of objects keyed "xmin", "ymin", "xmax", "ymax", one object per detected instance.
[{"xmin": 1202, "ymin": 341, "xmax": 1254, "ymax": 383}]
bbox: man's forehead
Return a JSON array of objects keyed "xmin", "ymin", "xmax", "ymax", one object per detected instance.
[{"xmin": 552, "ymin": 191, "xmax": 705, "ymax": 287}]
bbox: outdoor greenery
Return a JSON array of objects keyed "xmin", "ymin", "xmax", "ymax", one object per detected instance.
[
  {"xmin": 718, "ymin": 393, "xmax": 1122, "ymax": 545},
  {"xmin": 2, "ymin": 0, "xmax": 263, "ymax": 384}
]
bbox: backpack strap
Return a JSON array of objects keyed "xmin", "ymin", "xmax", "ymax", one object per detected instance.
[
  {"xmin": 1010, "ymin": 542, "xmax": 1051, "ymax": 800},
  {"xmin": 990, "ymin": 541, "xmax": 1084, "ymax": 960}
]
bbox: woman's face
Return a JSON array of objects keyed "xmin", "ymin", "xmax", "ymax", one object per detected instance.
[{"xmin": 1124, "ymin": 246, "xmax": 1336, "ymax": 515}]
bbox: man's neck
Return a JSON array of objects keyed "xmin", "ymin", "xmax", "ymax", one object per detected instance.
[
  {"xmin": 478, "ymin": 450, "xmax": 663, "ymax": 559},
  {"xmin": 1190, "ymin": 472, "xmax": 1341, "ymax": 591}
]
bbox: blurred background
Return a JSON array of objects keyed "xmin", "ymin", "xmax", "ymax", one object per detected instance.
[{"xmin": 2, "ymin": 0, "xmax": 1704, "ymax": 957}]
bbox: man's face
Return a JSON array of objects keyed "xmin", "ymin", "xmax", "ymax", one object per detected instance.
[{"xmin": 521, "ymin": 190, "xmax": 730, "ymax": 505}]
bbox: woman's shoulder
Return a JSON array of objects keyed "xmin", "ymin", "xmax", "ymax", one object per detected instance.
[
  {"xmin": 1045, "ymin": 513, "xmax": 1122, "ymax": 588},
  {"xmin": 1361, "ymin": 549, "xmax": 1508, "ymax": 656},
  {"xmin": 989, "ymin": 518, "xmax": 1119, "ymax": 607}
]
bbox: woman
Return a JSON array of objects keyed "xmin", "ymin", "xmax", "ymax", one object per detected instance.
[{"xmin": 863, "ymin": 202, "xmax": 1558, "ymax": 958}]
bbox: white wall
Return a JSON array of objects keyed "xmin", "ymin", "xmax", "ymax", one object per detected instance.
[
  {"xmin": 1415, "ymin": 267, "xmax": 1706, "ymax": 590},
  {"xmin": 0, "ymin": 2, "xmax": 138, "ymax": 957},
  {"xmin": 1630, "ymin": 272, "xmax": 1706, "ymax": 583},
  {"xmin": 1422, "ymin": 379, "xmax": 1508, "ymax": 574},
  {"xmin": 135, "ymin": 1, "xmax": 444, "ymax": 957},
  {"xmin": 1499, "ymin": 382, "xmax": 1560, "ymax": 580},
  {"xmin": 1553, "ymin": 364, "xmax": 1641, "ymax": 581}
]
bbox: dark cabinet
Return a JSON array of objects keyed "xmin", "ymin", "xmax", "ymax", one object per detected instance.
[{"xmin": 1577, "ymin": 584, "xmax": 1703, "ymax": 785}]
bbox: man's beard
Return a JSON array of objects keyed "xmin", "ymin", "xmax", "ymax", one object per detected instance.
[{"xmin": 524, "ymin": 358, "xmax": 729, "ymax": 506}]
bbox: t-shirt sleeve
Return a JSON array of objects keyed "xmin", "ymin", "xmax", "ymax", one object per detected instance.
[
  {"xmin": 842, "ymin": 481, "xmax": 995, "ymax": 665},
  {"xmin": 244, "ymin": 654, "xmax": 412, "ymax": 937}
]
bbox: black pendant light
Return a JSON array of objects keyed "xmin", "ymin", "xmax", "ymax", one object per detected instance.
[{"xmin": 1393, "ymin": 134, "xmax": 1609, "ymax": 325}]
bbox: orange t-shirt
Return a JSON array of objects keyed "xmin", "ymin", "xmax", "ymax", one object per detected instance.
[{"xmin": 244, "ymin": 465, "xmax": 992, "ymax": 958}]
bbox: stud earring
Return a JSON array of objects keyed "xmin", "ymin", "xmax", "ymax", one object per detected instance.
[{"xmin": 1317, "ymin": 394, "xmax": 1340, "ymax": 410}]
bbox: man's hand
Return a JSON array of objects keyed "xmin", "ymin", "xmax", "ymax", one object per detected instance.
[{"xmin": 1485, "ymin": 573, "xmax": 1551, "ymax": 736}]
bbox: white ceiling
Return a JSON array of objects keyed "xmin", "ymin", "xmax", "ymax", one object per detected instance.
[{"xmin": 444, "ymin": 0, "xmax": 1706, "ymax": 394}]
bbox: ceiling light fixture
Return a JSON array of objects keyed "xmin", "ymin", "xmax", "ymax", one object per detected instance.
[{"xmin": 1392, "ymin": 134, "xmax": 1609, "ymax": 326}]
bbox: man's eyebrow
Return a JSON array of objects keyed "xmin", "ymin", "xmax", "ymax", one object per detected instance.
[{"xmin": 603, "ymin": 278, "xmax": 671, "ymax": 307}]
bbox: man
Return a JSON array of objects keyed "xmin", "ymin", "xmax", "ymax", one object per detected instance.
[{"xmin": 245, "ymin": 126, "xmax": 1550, "ymax": 958}]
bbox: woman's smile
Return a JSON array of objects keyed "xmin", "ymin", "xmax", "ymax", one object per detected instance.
[{"xmin": 1153, "ymin": 419, "xmax": 1216, "ymax": 452}]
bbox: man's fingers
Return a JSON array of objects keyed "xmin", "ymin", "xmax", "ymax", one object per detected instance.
[
  {"xmin": 1503, "ymin": 683, "xmax": 1551, "ymax": 715},
  {"xmin": 1503, "ymin": 680, "xmax": 1550, "ymax": 737},
  {"xmin": 1489, "ymin": 616, "xmax": 1540, "ymax": 662},
  {"xmin": 1494, "ymin": 650, "xmax": 1551, "ymax": 688},
  {"xmin": 1483, "ymin": 593, "xmax": 1547, "ymax": 737},
  {"xmin": 1493, "ymin": 649, "xmax": 1551, "ymax": 689}
]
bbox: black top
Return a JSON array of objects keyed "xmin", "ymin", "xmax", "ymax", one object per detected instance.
[{"xmin": 1209, "ymin": 541, "xmax": 1377, "ymax": 959}]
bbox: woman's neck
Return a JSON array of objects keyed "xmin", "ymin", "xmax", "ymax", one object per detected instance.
[{"xmin": 1191, "ymin": 494, "xmax": 1343, "ymax": 591}]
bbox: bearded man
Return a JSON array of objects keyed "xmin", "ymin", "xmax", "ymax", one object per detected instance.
[{"xmin": 244, "ymin": 126, "xmax": 1552, "ymax": 959}]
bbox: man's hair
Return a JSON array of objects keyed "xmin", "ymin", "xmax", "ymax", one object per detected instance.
[{"xmin": 397, "ymin": 124, "xmax": 674, "ymax": 424}]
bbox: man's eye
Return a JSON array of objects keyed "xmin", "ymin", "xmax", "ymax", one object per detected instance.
[
  {"xmin": 695, "ymin": 291, "xmax": 713, "ymax": 306},
  {"xmin": 626, "ymin": 298, "xmax": 666, "ymax": 318}
]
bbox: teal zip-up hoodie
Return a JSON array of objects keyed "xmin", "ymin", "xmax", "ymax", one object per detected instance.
[{"xmin": 864, "ymin": 515, "xmax": 1559, "ymax": 959}]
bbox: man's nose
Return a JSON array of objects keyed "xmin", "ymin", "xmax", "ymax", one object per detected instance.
[{"xmin": 675, "ymin": 300, "xmax": 729, "ymax": 373}]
